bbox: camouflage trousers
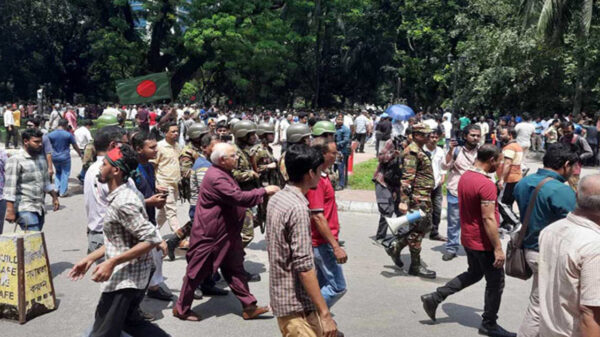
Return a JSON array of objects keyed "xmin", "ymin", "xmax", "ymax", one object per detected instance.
[
  {"xmin": 402, "ymin": 202, "xmax": 432, "ymax": 253},
  {"xmin": 241, "ymin": 209, "xmax": 255, "ymax": 248}
]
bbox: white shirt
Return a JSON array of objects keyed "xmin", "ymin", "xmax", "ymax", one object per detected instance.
[
  {"xmin": 539, "ymin": 213, "xmax": 600, "ymax": 337},
  {"xmin": 442, "ymin": 121, "xmax": 452, "ymax": 139},
  {"xmin": 49, "ymin": 109, "xmax": 61, "ymax": 129},
  {"xmin": 3, "ymin": 110, "xmax": 14, "ymax": 127},
  {"xmin": 128, "ymin": 108, "xmax": 137, "ymax": 120},
  {"xmin": 279, "ymin": 119, "xmax": 290, "ymax": 142},
  {"xmin": 74, "ymin": 127, "xmax": 93, "ymax": 150},
  {"xmin": 354, "ymin": 115, "xmax": 368, "ymax": 134},
  {"xmin": 515, "ymin": 122, "xmax": 536, "ymax": 148},
  {"xmin": 423, "ymin": 119, "xmax": 438, "ymax": 131},
  {"xmin": 443, "ymin": 112, "xmax": 452, "ymax": 122},
  {"xmin": 477, "ymin": 122, "xmax": 489, "ymax": 136},
  {"xmin": 84, "ymin": 156, "xmax": 137, "ymax": 232},
  {"xmin": 424, "ymin": 145, "xmax": 446, "ymax": 188},
  {"xmin": 343, "ymin": 115, "xmax": 354, "ymax": 129}
]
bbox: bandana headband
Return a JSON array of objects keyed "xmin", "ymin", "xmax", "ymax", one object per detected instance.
[{"xmin": 106, "ymin": 147, "xmax": 137, "ymax": 179}]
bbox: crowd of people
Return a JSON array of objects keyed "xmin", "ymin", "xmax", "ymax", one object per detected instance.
[{"xmin": 1, "ymin": 101, "xmax": 599, "ymax": 337}]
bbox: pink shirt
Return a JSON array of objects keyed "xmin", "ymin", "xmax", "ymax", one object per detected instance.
[{"xmin": 442, "ymin": 145, "xmax": 478, "ymax": 196}]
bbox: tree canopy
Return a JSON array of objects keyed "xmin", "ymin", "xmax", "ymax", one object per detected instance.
[{"xmin": 1, "ymin": 0, "xmax": 599, "ymax": 115}]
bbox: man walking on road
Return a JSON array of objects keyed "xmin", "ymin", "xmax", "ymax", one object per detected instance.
[
  {"xmin": 307, "ymin": 140, "xmax": 348, "ymax": 308},
  {"xmin": 335, "ymin": 114, "xmax": 351, "ymax": 190},
  {"xmin": 424, "ymin": 130, "xmax": 447, "ymax": 241},
  {"xmin": 441, "ymin": 124, "xmax": 480, "ymax": 261},
  {"xmin": 47, "ymin": 119, "xmax": 82, "ymax": 197},
  {"xmin": 4, "ymin": 129, "xmax": 60, "ymax": 231},
  {"xmin": 536, "ymin": 174, "xmax": 600, "ymax": 337},
  {"xmin": 421, "ymin": 144, "xmax": 516, "ymax": 337},
  {"xmin": 266, "ymin": 144, "xmax": 339, "ymax": 337},
  {"xmin": 68, "ymin": 145, "xmax": 168, "ymax": 337},
  {"xmin": 514, "ymin": 143, "xmax": 578, "ymax": 337},
  {"xmin": 354, "ymin": 110, "xmax": 369, "ymax": 153},
  {"xmin": 497, "ymin": 127, "xmax": 523, "ymax": 211}
]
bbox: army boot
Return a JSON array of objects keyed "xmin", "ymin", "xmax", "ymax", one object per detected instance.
[
  {"xmin": 384, "ymin": 236, "xmax": 407, "ymax": 269},
  {"xmin": 408, "ymin": 248, "xmax": 436, "ymax": 279}
]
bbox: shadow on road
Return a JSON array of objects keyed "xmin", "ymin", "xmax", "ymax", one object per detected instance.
[
  {"xmin": 380, "ymin": 265, "xmax": 453, "ymax": 284},
  {"xmin": 418, "ymin": 302, "xmax": 483, "ymax": 329},
  {"xmin": 247, "ymin": 239, "xmax": 266, "ymax": 251},
  {"xmin": 50, "ymin": 261, "xmax": 74, "ymax": 279},
  {"xmin": 430, "ymin": 244, "xmax": 465, "ymax": 256}
]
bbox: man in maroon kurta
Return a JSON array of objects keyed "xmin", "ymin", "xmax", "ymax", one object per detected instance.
[{"xmin": 174, "ymin": 143, "xmax": 280, "ymax": 321}]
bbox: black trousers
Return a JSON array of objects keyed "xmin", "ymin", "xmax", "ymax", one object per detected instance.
[
  {"xmin": 375, "ymin": 183, "xmax": 400, "ymax": 240},
  {"xmin": 430, "ymin": 185, "xmax": 443, "ymax": 237},
  {"xmin": 5, "ymin": 126, "xmax": 17, "ymax": 148},
  {"xmin": 356, "ymin": 133, "xmax": 367, "ymax": 152},
  {"xmin": 433, "ymin": 248, "xmax": 505, "ymax": 326},
  {"xmin": 499, "ymin": 182, "xmax": 517, "ymax": 208},
  {"xmin": 91, "ymin": 288, "xmax": 170, "ymax": 337}
]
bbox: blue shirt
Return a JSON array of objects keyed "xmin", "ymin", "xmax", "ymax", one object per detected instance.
[
  {"xmin": 335, "ymin": 125, "xmax": 351, "ymax": 155},
  {"xmin": 513, "ymin": 169, "xmax": 576, "ymax": 251},
  {"xmin": 534, "ymin": 121, "xmax": 544, "ymax": 134},
  {"xmin": 135, "ymin": 163, "xmax": 156, "ymax": 225},
  {"xmin": 47, "ymin": 129, "xmax": 75, "ymax": 162}
]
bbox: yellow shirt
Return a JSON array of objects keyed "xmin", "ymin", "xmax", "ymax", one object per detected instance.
[
  {"xmin": 151, "ymin": 139, "xmax": 181, "ymax": 186},
  {"xmin": 13, "ymin": 110, "xmax": 21, "ymax": 127}
]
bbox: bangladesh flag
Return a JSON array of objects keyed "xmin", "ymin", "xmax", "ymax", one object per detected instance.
[{"xmin": 116, "ymin": 72, "xmax": 172, "ymax": 104}]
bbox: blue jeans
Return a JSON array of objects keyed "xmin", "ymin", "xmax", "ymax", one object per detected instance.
[
  {"xmin": 337, "ymin": 154, "xmax": 349, "ymax": 188},
  {"xmin": 445, "ymin": 193, "xmax": 460, "ymax": 254},
  {"xmin": 17, "ymin": 211, "xmax": 45, "ymax": 231},
  {"xmin": 313, "ymin": 244, "xmax": 347, "ymax": 308},
  {"xmin": 54, "ymin": 159, "xmax": 71, "ymax": 196}
]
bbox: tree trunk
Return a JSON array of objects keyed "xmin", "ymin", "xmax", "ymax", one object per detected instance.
[
  {"xmin": 313, "ymin": 0, "xmax": 322, "ymax": 108},
  {"xmin": 571, "ymin": 45, "xmax": 586, "ymax": 116}
]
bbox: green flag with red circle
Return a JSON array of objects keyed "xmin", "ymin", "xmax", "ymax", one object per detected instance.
[{"xmin": 116, "ymin": 72, "xmax": 172, "ymax": 104}]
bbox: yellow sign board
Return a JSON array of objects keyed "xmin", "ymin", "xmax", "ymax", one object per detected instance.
[{"xmin": 0, "ymin": 232, "xmax": 56, "ymax": 323}]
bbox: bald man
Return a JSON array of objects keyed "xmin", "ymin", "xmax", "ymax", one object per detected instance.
[
  {"xmin": 173, "ymin": 143, "xmax": 280, "ymax": 321},
  {"xmin": 537, "ymin": 174, "xmax": 600, "ymax": 337}
]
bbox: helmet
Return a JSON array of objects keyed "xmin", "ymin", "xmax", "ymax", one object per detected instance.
[
  {"xmin": 311, "ymin": 121, "xmax": 336, "ymax": 136},
  {"xmin": 187, "ymin": 123, "xmax": 209, "ymax": 140},
  {"xmin": 257, "ymin": 123, "xmax": 275, "ymax": 136},
  {"xmin": 286, "ymin": 123, "xmax": 311, "ymax": 144},
  {"xmin": 232, "ymin": 120, "xmax": 257, "ymax": 139}
]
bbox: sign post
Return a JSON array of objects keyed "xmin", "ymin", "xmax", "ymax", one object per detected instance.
[{"xmin": 0, "ymin": 232, "xmax": 57, "ymax": 324}]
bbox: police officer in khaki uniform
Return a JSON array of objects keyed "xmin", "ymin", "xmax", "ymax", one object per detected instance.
[{"xmin": 385, "ymin": 123, "xmax": 437, "ymax": 279}]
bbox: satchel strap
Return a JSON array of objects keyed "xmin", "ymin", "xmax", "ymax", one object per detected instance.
[{"xmin": 517, "ymin": 176, "xmax": 553, "ymax": 246}]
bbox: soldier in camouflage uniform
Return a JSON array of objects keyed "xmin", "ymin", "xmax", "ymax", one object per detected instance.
[
  {"xmin": 279, "ymin": 123, "xmax": 311, "ymax": 182},
  {"xmin": 179, "ymin": 123, "xmax": 210, "ymax": 203},
  {"xmin": 312, "ymin": 120, "xmax": 339, "ymax": 187},
  {"xmin": 231, "ymin": 120, "xmax": 261, "ymax": 248},
  {"xmin": 251, "ymin": 123, "xmax": 284, "ymax": 233},
  {"xmin": 385, "ymin": 123, "xmax": 437, "ymax": 279}
]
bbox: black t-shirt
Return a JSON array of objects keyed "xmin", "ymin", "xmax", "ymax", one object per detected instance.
[
  {"xmin": 376, "ymin": 119, "xmax": 392, "ymax": 140},
  {"xmin": 135, "ymin": 163, "xmax": 156, "ymax": 225}
]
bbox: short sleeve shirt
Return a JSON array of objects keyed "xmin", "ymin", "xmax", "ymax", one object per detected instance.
[
  {"xmin": 47, "ymin": 129, "xmax": 75, "ymax": 162},
  {"xmin": 458, "ymin": 169, "xmax": 500, "ymax": 251},
  {"xmin": 539, "ymin": 213, "xmax": 600, "ymax": 337},
  {"xmin": 502, "ymin": 142, "xmax": 523, "ymax": 183},
  {"xmin": 306, "ymin": 174, "xmax": 339, "ymax": 247}
]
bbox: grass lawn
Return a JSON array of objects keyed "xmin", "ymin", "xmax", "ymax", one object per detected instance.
[{"xmin": 348, "ymin": 158, "xmax": 378, "ymax": 190}]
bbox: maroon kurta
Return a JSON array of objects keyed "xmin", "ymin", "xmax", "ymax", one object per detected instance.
[{"xmin": 176, "ymin": 165, "xmax": 266, "ymax": 314}]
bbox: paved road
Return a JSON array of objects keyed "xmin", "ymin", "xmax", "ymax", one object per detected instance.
[{"xmin": 2, "ymin": 159, "xmax": 532, "ymax": 337}]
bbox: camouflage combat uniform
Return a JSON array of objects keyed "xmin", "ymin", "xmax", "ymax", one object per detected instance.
[
  {"xmin": 251, "ymin": 143, "xmax": 284, "ymax": 233},
  {"xmin": 400, "ymin": 141, "xmax": 434, "ymax": 252},
  {"xmin": 232, "ymin": 144, "xmax": 260, "ymax": 247},
  {"xmin": 179, "ymin": 143, "xmax": 201, "ymax": 203}
]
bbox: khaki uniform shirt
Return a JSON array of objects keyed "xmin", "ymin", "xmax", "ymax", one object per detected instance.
[{"xmin": 152, "ymin": 139, "xmax": 181, "ymax": 186}]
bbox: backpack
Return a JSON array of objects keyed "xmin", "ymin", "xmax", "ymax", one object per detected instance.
[{"xmin": 452, "ymin": 146, "xmax": 462, "ymax": 161}]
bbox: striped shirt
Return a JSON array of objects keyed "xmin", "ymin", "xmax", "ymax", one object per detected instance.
[
  {"xmin": 266, "ymin": 184, "xmax": 316, "ymax": 317},
  {"xmin": 100, "ymin": 183, "xmax": 162, "ymax": 293},
  {"xmin": 3, "ymin": 149, "xmax": 54, "ymax": 214}
]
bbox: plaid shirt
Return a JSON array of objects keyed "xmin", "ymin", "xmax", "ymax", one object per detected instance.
[
  {"xmin": 100, "ymin": 183, "xmax": 162, "ymax": 293},
  {"xmin": 266, "ymin": 185, "xmax": 316, "ymax": 317},
  {"xmin": 3, "ymin": 149, "xmax": 53, "ymax": 214}
]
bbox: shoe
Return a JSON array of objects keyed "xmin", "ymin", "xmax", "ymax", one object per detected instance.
[
  {"xmin": 478, "ymin": 323, "xmax": 517, "ymax": 337},
  {"xmin": 179, "ymin": 238, "xmax": 189, "ymax": 249},
  {"xmin": 129, "ymin": 308, "xmax": 154, "ymax": 322},
  {"xmin": 429, "ymin": 234, "xmax": 447, "ymax": 242},
  {"xmin": 173, "ymin": 308, "xmax": 201, "ymax": 321},
  {"xmin": 408, "ymin": 264, "xmax": 437, "ymax": 279},
  {"xmin": 334, "ymin": 186, "xmax": 344, "ymax": 191},
  {"xmin": 420, "ymin": 293, "xmax": 440, "ymax": 322},
  {"xmin": 201, "ymin": 285, "xmax": 228, "ymax": 296},
  {"xmin": 242, "ymin": 305, "xmax": 270, "ymax": 320},
  {"xmin": 384, "ymin": 239, "xmax": 405, "ymax": 269},
  {"xmin": 147, "ymin": 286, "xmax": 173, "ymax": 301},
  {"xmin": 246, "ymin": 271, "xmax": 261, "ymax": 282},
  {"xmin": 194, "ymin": 288, "xmax": 203, "ymax": 299},
  {"xmin": 338, "ymin": 240, "xmax": 345, "ymax": 247},
  {"xmin": 442, "ymin": 252, "xmax": 457, "ymax": 261},
  {"xmin": 165, "ymin": 236, "xmax": 180, "ymax": 261},
  {"xmin": 408, "ymin": 251, "xmax": 436, "ymax": 279}
]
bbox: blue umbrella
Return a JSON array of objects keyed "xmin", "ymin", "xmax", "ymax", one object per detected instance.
[{"xmin": 385, "ymin": 104, "xmax": 415, "ymax": 121}]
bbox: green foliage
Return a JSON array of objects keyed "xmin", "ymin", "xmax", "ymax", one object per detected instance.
[{"xmin": 1, "ymin": 0, "xmax": 600, "ymax": 116}]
